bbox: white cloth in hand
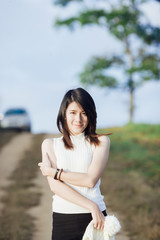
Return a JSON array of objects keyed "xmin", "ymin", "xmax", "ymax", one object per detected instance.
[{"xmin": 82, "ymin": 215, "xmax": 121, "ymax": 240}]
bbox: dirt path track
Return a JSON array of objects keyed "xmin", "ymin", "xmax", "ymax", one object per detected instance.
[
  {"xmin": 0, "ymin": 133, "xmax": 32, "ymax": 212},
  {"xmin": 28, "ymin": 171, "xmax": 53, "ymax": 240}
]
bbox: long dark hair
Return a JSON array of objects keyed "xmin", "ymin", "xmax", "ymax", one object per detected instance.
[{"xmin": 57, "ymin": 88, "xmax": 102, "ymax": 149}]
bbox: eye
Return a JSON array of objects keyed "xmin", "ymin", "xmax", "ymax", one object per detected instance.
[
  {"xmin": 70, "ymin": 111, "xmax": 75, "ymax": 114},
  {"xmin": 82, "ymin": 112, "xmax": 86, "ymax": 115}
]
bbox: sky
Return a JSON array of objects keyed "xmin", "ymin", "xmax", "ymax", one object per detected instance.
[{"xmin": 0, "ymin": 0, "xmax": 160, "ymax": 134}]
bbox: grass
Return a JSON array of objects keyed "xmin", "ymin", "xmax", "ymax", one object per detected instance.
[
  {"xmin": 99, "ymin": 123, "xmax": 160, "ymax": 240},
  {"xmin": 0, "ymin": 134, "xmax": 45, "ymax": 240}
]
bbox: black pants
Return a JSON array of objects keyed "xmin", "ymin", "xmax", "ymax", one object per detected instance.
[{"xmin": 52, "ymin": 210, "xmax": 107, "ymax": 240}]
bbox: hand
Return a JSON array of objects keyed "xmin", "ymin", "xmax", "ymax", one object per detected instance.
[
  {"xmin": 90, "ymin": 204, "xmax": 105, "ymax": 231},
  {"xmin": 38, "ymin": 162, "xmax": 52, "ymax": 176},
  {"xmin": 38, "ymin": 153, "xmax": 53, "ymax": 176}
]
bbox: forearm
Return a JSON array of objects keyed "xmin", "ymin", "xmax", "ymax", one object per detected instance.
[
  {"xmin": 46, "ymin": 167, "xmax": 93, "ymax": 187},
  {"xmin": 47, "ymin": 168, "xmax": 94, "ymax": 188},
  {"xmin": 60, "ymin": 171, "xmax": 94, "ymax": 188},
  {"xmin": 47, "ymin": 176, "xmax": 95, "ymax": 211},
  {"xmin": 47, "ymin": 176, "xmax": 105, "ymax": 230}
]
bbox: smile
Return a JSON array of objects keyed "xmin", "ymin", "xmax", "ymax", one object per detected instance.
[{"xmin": 73, "ymin": 124, "xmax": 83, "ymax": 127}]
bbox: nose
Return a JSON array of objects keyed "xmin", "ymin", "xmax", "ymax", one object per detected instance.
[{"xmin": 75, "ymin": 113, "xmax": 82, "ymax": 122}]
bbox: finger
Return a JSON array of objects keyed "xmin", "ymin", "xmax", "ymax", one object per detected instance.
[
  {"xmin": 38, "ymin": 163, "xmax": 45, "ymax": 168},
  {"xmin": 100, "ymin": 218, "xmax": 105, "ymax": 231},
  {"xmin": 46, "ymin": 152, "xmax": 50, "ymax": 160},
  {"xmin": 38, "ymin": 162, "xmax": 44, "ymax": 167},
  {"xmin": 96, "ymin": 223, "xmax": 101, "ymax": 230},
  {"xmin": 93, "ymin": 223, "xmax": 97, "ymax": 229},
  {"xmin": 100, "ymin": 224, "xmax": 104, "ymax": 231}
]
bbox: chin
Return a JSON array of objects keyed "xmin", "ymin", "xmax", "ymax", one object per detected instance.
[
  {"xmin": 72, "ymin": 129, "xmax": 84, "ymax": 135},
  {"xmin": 74, "ymin": 131, "xmax": 82, "ymax": 135}
]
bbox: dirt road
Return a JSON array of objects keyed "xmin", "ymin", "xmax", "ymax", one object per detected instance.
[
  {"xmin": 0, "ymin": 133, "xmax": 129, "ymax": 240},
  {"xmin": 28, "ymin": 170, "xmax": 53, "ymax": 240},
  {"xmin": 0, "ymin": 133, "xmax": 32, "ymax": 212}
]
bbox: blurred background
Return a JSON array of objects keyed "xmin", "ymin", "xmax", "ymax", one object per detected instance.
[
  {"xmin": 0, "ymin": 1, "xmax": 160, "ymax": 240},
  {"xmin": 0, "ymin": 0, "xmax": 160, "ymax": 134}
]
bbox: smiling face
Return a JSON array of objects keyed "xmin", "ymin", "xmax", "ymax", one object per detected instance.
[{"xmin": 65, "ymin": 101, "xmax": 88, "ymax": 136}]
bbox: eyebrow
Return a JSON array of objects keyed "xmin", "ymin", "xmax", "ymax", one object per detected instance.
[{"xmin": 69, "ymin": 109, "xmax": 85, "ymax": 112}]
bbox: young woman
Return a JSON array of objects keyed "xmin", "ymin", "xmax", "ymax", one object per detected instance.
[{"xmin": 38, "ymin": 87, "xmax": 110, "ymax": 240}]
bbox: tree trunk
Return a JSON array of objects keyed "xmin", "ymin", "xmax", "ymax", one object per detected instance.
[
  {"xmin": 129, "ymin": 86, "xmax": 134, "ymax": 123},
  {"xmin": 125, "ymin": 38, "xmax": 134, "ymax": 123}
]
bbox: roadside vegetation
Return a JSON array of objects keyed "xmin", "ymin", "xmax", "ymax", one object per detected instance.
[{"xmin": 99, "ymin": 123, "xmax": 160, "ymax": 240}]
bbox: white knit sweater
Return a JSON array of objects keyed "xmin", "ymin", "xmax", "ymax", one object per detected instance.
[{"xmin": 52, "ymin": 132, "xmax": 106, "ymax": 213}]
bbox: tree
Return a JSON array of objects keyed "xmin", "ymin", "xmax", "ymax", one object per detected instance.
[{"xmin": 53, "ymin": 0, "xmax": 160, "ymax": 122}]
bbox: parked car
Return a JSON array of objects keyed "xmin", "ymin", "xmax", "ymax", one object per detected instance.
[{"xmin": 0, "ymin": 108, "xmax": 31, "ymax": 132}]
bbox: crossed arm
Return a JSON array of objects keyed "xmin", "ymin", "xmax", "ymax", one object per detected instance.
[
  {"xmin": 39, "ymin": 135, "xmax": 110, "ymax": 188},
  {"xmin": 38, "ymin": 135, "xmax": 110, "ymax": 230}
]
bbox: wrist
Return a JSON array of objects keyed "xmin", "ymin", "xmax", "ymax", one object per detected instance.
[
  {"xmin": 48, "ymin": 168, "xmax": 56, "ymax": 177},
  {"xmin": 89, "ymin": 202, "xmax": 98, "ymax": 212},
  {"xmin": 57, "ymin": 168, "xmax": 63, "ymax": 181},
  {"xmin": 54, "ymin": 168, "xmax": 60, "ymax": 179}
]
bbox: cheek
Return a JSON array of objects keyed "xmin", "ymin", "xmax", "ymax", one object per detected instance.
[
  {"xmin": 84, "ymin": 117, "xmax": 88, "ymax": 126},
  {"xmin": 66, "ymin": 115, "xmax": 73, "ymax": 125}
]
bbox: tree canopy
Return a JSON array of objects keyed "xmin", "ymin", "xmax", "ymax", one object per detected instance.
[{"xmin": 53, "ymin": 0, "xmax": 160, "ymax": 122}]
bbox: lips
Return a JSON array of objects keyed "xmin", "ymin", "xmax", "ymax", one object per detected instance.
[{"xmin": 73, "ymin": 124, "xmax": 83, "ymax": 127}]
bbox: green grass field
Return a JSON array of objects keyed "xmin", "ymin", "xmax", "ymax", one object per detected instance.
[{"xmin": 99, "ymin": 123, "xmax": 160, "ymax": 240}]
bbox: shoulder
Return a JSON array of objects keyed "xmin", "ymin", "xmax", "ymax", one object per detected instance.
[
  {"xmin": 41, "ymin": 138, "xmax": 53, "ymax": 151},
  {"xmin": 42, "ymin": 135, "xmax": 62, "ymax": 145},
  {"xmin": 41, "ymin": 138, "xmax": 53, "ymax": 147},
  {"xmin": 98, "ymin": 135, "xmax": 110, "ymax": 144},
  {"xmin": 97, "ymin": 135, "xmax": 110, "ymax": 148},
  {"xmin": 41, "ymin": 136, "xmax": 63, "ymax": 149}
]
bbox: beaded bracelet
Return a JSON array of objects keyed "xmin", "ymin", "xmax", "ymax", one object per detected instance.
[{"xmin": 54, "ymin": 168, "xmax": 60, "ymax": 180}]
